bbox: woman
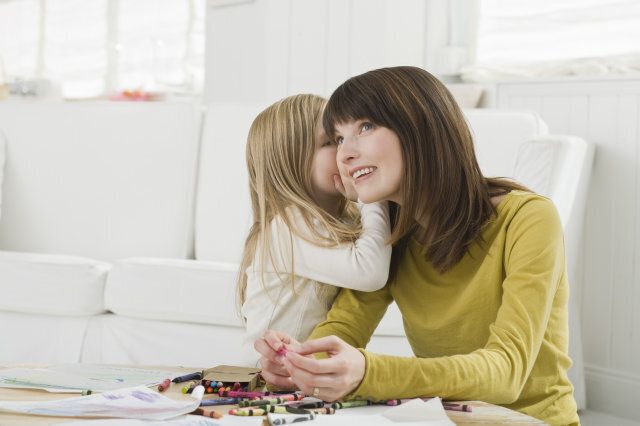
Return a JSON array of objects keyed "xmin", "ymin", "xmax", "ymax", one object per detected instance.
[{"xmin": 255, "ymin": 66, "xmax": 579, "ymax": 426}]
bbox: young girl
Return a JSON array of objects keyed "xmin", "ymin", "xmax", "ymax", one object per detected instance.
[
  {"xmin": 256, "ymin": 69, "xmax": 579, "ymax": 425},
  {"xmin": 238, "ymin": 94, "xmax": 391, "ymax": 366}
]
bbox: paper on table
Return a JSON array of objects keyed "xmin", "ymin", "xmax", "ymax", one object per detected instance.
[
  {"xmin": 57, "ymin": 414, "xmax": 264, "ymax": 426},
  {"xmin": 0, "ymin": 365, "xmax": 184, "ymax": 392},
  {"xmin": 58, "ymin": 415, "xmax": 220, "ymax": 426},
  {"xmin": 0, "ymin": 385, "xmax": 205, "ymax": 421},
  {"xmin": 299, "ymin": 397, "xmax": 455, "ymax": 426}
]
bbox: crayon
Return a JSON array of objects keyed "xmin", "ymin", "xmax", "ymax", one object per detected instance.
[
  {"xmin": 307, "ymin": 407, "xmax": 335, "ymax": 415},
  {"xmin": 231, "ymin": 406, "xmax": 311, "ymax": 416},
  {"xmin": 269, "ymin": 413, "xmax": 316, "ymax": 425},
  {"xmin": 226, "ymin": 390, "xmax": 268, "ymax": 398},
  {"xmin": 192, "ymin": 407, "xmax": 224, "ymax": 419},
  {"xmin": 385, "ymin": 398, "xmax": 472, "ymax": 412},
  {"xmin": 200, "ymin": 397, "xmax": 239, "ymax": 406},
  {"xmin": 291, "ymin": 401, "xmax": 325, "ymax": 409},
  {"xmin": 229, "ymin": 408, "xmax": 264, "ymax": 416},
  {"xmin": 172, "ymin": 372, "xmax": 202, "ymax": 383},
  {"xmin": 331, "ymin": 400, "xmax": 372, "ymax": 409},
  {"xmin": 263, "ymin": 393, "xmax": 303, "ymax": 401},
  {"xmin": 442, "ymin": 403, "xmax": 472, "ymax": 412},
  {"xmin": 157, "ymin": 378, "xmax": 171, "ymax": 392},
  {"xmin": 81, "ymin": 390, "xmax": 92, "ymax": 396},
  {"xmin": 239, "ymin": 396, "xmax": 304, "ymax": 407},
  {"xmin": 181, "ymin": 380, "xmax": 199, "ymax": 394}
]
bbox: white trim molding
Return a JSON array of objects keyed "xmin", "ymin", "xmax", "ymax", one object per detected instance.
[{"xmin": 585, "ymin": 364, "xmax": 640, "ymax": 422}]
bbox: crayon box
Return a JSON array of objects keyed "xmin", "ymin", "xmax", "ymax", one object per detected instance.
[{"xmin": 202, "ymin": 365, "xmax": 263, "ymax": 391}]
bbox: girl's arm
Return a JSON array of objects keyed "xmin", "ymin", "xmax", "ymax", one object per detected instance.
[
  {"xmin": 268, "ymin": 202, "xmax": 391, "ymax": 291},
  {"xmin": 288, "ymin": 198, "xmax": 567, "ymax": 404}
]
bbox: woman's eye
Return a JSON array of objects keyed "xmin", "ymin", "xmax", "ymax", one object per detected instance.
[{"xmin": 361, "ymin": 122, "xmax": 373, "ymax": 132}]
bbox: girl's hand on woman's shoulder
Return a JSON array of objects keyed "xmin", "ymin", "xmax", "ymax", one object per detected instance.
[
  {"xmin": 281, "ymin": 335, "xmax": 365, "ymax": 402},
  {"xmin": 254, "ymin": 330, "xmax": 302, "ymax": 390}
]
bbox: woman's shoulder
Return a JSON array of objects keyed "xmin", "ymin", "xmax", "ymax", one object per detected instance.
[
  {"xmin": 499, "ymin": 190, "xmax": 559, "ymax": 220},
  {"xmin": 498, "ymin": 190, "xmax": 563, "ymax": 237}
]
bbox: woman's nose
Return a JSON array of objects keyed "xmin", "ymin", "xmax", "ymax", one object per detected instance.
[{"xmin": 337, "ymin": 138, "xmax": 358, "ymax": 164}]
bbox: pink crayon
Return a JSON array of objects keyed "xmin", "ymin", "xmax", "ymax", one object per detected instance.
[{"xmin": 157, "ymin": 378, "xmax": 171, "ymax": 392}]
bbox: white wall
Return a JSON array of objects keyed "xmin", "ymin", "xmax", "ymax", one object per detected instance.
[
  {"xmin": 204, "ymin": 0, "xmax": 476, "ymax": 103},
  {"xmin": 493, "ymin": 76, "xmax": 640, "ymax": 421}
]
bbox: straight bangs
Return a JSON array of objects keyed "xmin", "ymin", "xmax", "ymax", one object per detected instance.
[{"xmin": 322, "ymin": 79, "xmax": 394, "ymax": 141}]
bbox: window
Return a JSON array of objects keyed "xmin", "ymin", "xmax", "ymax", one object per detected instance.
[
  {"xmin": 466, "ymin": 0, "xmax": 640, "ymax": 79},
  {"xmin": 0, "ymin": 0, "xmax": 205, "ymax": 99}
]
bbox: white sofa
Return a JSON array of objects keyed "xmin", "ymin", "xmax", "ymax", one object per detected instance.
[{"xmin": 0, "ymin": 101, "xmax": 592, "ymax": 408}]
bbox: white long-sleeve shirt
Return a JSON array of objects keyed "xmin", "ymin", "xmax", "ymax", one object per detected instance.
[{"xmin": 240, "ymin": 202, "xmax": 391, "ymax": 366}]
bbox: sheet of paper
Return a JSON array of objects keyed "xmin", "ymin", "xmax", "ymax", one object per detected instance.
[
  {"xmin": 58, "ymin": 414, "xmax": 263, "ymax": 426},
  {"xmin": 0, "ymin": 365, "xmax": 185, "ymax": 392},
  {"xmin": 58, "ymin": 415, "xmax": 220, "ymax": 426},
  {"xmin": 0, "ymin": 385, "xmax": 204, "ymax": 421}
]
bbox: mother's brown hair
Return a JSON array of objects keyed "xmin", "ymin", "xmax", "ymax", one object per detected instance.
[{"xmin": 323, "ymin": 66, "xmax": 527, "ymax": 276}]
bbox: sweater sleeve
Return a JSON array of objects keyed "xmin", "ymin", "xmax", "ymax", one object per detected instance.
[
  {"xmin": 308, "ymin": 283, "xmax": 394, "ymax": 349},
  {"xmin": 267, "ymin": 202, "xmax": 392, "ymax": 292},
  {"xmin": 317, "ymin": 198, "xmax": 566, "ymax": 404}
]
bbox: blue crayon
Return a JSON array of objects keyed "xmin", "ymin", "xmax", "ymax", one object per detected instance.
[
  {"xmin": 172, "ymin": 372, "xmax": 202, "ymax": 383},
  {"xmin": 200, "ymin": 397, "xmax": 239, "ymax": 406}
]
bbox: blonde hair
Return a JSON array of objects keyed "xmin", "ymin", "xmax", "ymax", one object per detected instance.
[{"xmin": 236, "ymin": 94, "xmax": 360, "ymax": 316}]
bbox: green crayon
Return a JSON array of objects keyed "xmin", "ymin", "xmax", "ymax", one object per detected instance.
[
  {"xmin": 239, "ymin": 397, "xmax": 289, "ymax": 407},
  {"xmin": 331, "ymin": 400, "xmax": 372, "ymax": 409}
]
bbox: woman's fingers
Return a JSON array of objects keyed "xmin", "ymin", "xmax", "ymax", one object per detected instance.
[
  {"xmin": 296, "ymin": 335, "xmax": 344, "ymax": 356},
  {"xmin": 259, "ymin": 355, "xmax": 290, "ymax": 377},
  {"xmin": 284, "ymin": 350, "xmax": 346, "ymax": 374},
  {"xmin": 259, "ymin": 367, "xmax": 296, "ymax": 389},
  {"xmin": 278, "ymin": 335, "xmax": 366, "ymax": 402}
]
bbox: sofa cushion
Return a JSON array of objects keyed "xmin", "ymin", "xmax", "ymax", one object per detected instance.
[
  {"xmin": 81, "ymin": 314, "xmax": 244, "ymax": 366},
  {"xmin": 0, "ymin": 102, "xmax": 200, "ymax": 260},
  {"xmin": 105, "ymin": 258, "xmax": 241, "ymax": 326},
  {"xmin": 0, "ymin": 251, "xmax": 109, "ymax": 315},
  {"xmin": 464, "ymin": 109, "xmax": 548, "ymax": 179}
]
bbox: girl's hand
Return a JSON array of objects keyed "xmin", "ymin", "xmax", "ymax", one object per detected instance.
[
  {"xmin": 281, "ymin": 335, "xmax": 366, "ymax": 402},
  {"xmin": 333, "ymin": 174, "xmax": 358, "ymax": 202},
  {"xmin": 254, "ymin": 330, "xmax": 301, "ymax": 389}
]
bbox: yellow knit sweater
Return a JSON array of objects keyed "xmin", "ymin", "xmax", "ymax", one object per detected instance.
[{"xmin": 310, "ymin": 191, "xmax": 579, "ymax": 425}]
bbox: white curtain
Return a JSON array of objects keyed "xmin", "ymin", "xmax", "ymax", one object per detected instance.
[
  {"xmin": 462, "ymin": 0, "xmax": 640, "ymax": 81},
  {"xmin": 0, "ymin": 0, "xmax": 205, "ymax": 99}
]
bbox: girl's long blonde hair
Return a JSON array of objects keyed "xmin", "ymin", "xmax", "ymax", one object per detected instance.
[{"xmin": 236, "ymin": 94, "xmax": 360, "ymax": 316}]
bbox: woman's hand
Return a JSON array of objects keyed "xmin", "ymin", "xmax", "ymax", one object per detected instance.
[
  {"xmin": 281, "ymin": 335, "xmax": 366, "ymax": 402},
  {"xmin": 333, "ymin": 173, "xmax": 358, "ymax": 202},
  {"xmin": 254, "ymin": 330, "xmax": 302, "ymax": 389}
]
